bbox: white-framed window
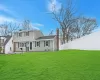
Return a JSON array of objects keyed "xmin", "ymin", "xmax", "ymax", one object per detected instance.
[
  {"xmin": 44, "ymin": 40, "xmax": 50, "ymax": 47},
  {"xmin": 37, "ymin": 41, "xmax": 40, "ymax": 47},
  {"xmin": 26, "ymin": 32, "xmax": 29, "ymax": 36},
  {"xmin": 19, "ymin": 43, "xmax": 25, "ymax": 47},
  {"xmin": 19, "ymin": 33, "xmax": 22, "ymax": 37},
  {"xmin": 24, "ymin": 32, "xmax": 29, "ymax": 36},
  {"xmin": 30, "ymin": 42, "xmax": 32, "ymax": 50},
  {"xmin": 35, "ymin": 41, "xmax": 40, "ymax": 47}
]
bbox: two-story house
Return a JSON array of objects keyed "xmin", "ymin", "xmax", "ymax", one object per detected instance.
[{"xmin": 13, "ymin": 29, "xmax": 59, "ymax": 52}]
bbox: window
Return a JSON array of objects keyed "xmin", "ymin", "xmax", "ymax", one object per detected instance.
[
  {"xmin": 19, "ymin": 43, "xmax": 25, "ymax": 47},
  {"xmin": 35, "ymin": 41, "xmax": 40, "ymax": 47},
  {"xmin": 26, "ymin": 32, "xmax": 29, "ymax": 36},
  {"xmin": 30, "ymin": 42, "xmax": 32, "ymax": 50},
  {"xmin": 37, "ymin": 41, "xmax": 40, "ymax": 47},
  {"xmin": 22, "ymin": 43, "xmax": 24, "ymax": 47},
  {"xmin": 19, "ymin": 33, "xmax": 22, "ymax": 37},
  {"xmin": 46, "ymin": 41, "xmax": 49, "ymax": 46},
  {"xmin": 37, "ymin": 42, "xmax": 39, "ymax": 46},
  {"xmin": 45, "ymin": 41, "xmax": 50, "ymax": 47},
  {"xmin": 24, "ymin": 32, "xmax": 29, "ymax": 36}
]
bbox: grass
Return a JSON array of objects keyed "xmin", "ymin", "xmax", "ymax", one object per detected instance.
[{"xmin": 0, "ymin": 50, "xmax": 100, "ymax": 80}]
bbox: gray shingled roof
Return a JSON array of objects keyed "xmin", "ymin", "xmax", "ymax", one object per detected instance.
[
  {"xmin": 4, "ymin": 36, "xmax": 12, "ymax": 46},
  {"xmin": 36, "ymin": 35, "xmax": 56, "ymax": 40}
]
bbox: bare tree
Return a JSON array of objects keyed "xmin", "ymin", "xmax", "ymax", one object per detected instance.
[
  {"xmin": 50, "ymin": 0, "xmax": 77, "ymax": 43},
  {"xmin": 0, "ymin": 24, "xmax": 8, "ymax": 36},
  {"xmin": 22, "ymin": 20, "xmax": 32, "ymax": 30},
  {"xmin": 73, "ymin": 17, "xmax": 98, "ymax": 38},
  {"xmin": 50, "ymin": 0, "xmax": 98, "ymax": 43},
  {"xmin": 0, "ymin": 22, "xmax": 20, "ymax": 36}
]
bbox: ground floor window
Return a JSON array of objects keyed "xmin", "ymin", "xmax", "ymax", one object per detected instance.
[
  {"xmin": 30, "ymin": 42, "xmax": 32, "ymax": 50},
  {"xmin": 35, "ymin": 41, "xmax": 40, "ymax": 47},
  {"xmin": 19, "ymin": 42, "xmax": 26, "ymax": 47},
  {"xmin": 44, "ymin": 40, "xmax": 50, "ymax": 47}
]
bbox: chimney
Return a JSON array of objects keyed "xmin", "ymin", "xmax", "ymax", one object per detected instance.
[{"xmin": 56, "ymin": 28, "xmax": 59, "ymax": 51}]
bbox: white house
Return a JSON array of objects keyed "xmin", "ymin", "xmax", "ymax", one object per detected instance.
[
  {"xmin": 13, "ymin": 29, "xmax": 59, "ymax": 52},
  {"xmin": 0, "ymin": 36, "xmax": 13, "ymax": 54},
  {"xmin": 2, "ymin": 28, "xmax": 100, "ymax": 54}
]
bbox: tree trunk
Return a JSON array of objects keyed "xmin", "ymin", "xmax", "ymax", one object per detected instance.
[{"xmin": 63, "ymin": 31, "xmax": 65, "ymax": 44}]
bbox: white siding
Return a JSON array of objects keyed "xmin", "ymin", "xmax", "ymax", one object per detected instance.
[
  {"xmin": 13, "ymin": 30, "xmax": 43, "ymax": 42},
  {"xmin": 15, "ymin": 40, "xmax": 54, "ymax": 52},
  {"xmin": 5, "ymin": 37, "xmax": 13, "ymax": 54},
  {"xmin": 0, "ymin": 37, "xmax": 6, "ymax": 53},
  {"xmin": 60, "ymin": 31, "xmax": 100, "ymax": 50},
  {"xmin": 31, "ymin": 40, "xmax": 54, "ymax": 51},
  {"xmin": 13, "ymin": 30, "xmax": 57, "ymax": 52}
]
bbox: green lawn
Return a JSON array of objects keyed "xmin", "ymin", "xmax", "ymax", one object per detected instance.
[{"xmin": 0, "ymin": 50, "xmax": 100, "ymax": 80}]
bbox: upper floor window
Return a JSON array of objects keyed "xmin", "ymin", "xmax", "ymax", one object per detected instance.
[
  {"xmin": 19, "ymin": 33, "xmax": 22, "ymax": 37},
  {"xmin": 26, "ymin": 32, "xmax": 29, "ymax": 36},
  {"xmin": 24, "ymin": 32, "xmax": 29, "ymax": 36}
]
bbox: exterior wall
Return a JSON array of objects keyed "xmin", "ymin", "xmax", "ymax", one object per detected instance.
[
  {"xmin": 14, "ymin": 40, "xmax": 54, "ymax": 52},
  {"xmin": 0, "ymin": 37, "xmax": 7, "ymax": 53},
  {"xmin": 30, "ymin": 40, "xmax": 54, "ymax": 51},
  {"xmin": 13, "ymin": 30, "xmax": 58, "ymax": 52},
  {"xmin": 5, "ymin": 37, "xmax": 13, "ymax": 54},
  {"xmin": 60, "ymin": 31, "xmax": 100, "ymax": 50},
  {"xmin": 13, "ymin": 30, "xmax": 43, "ymax": 42},
  {"xmin": 33, "ymin": 30, "xmax": 44, "ymax": 39}
]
